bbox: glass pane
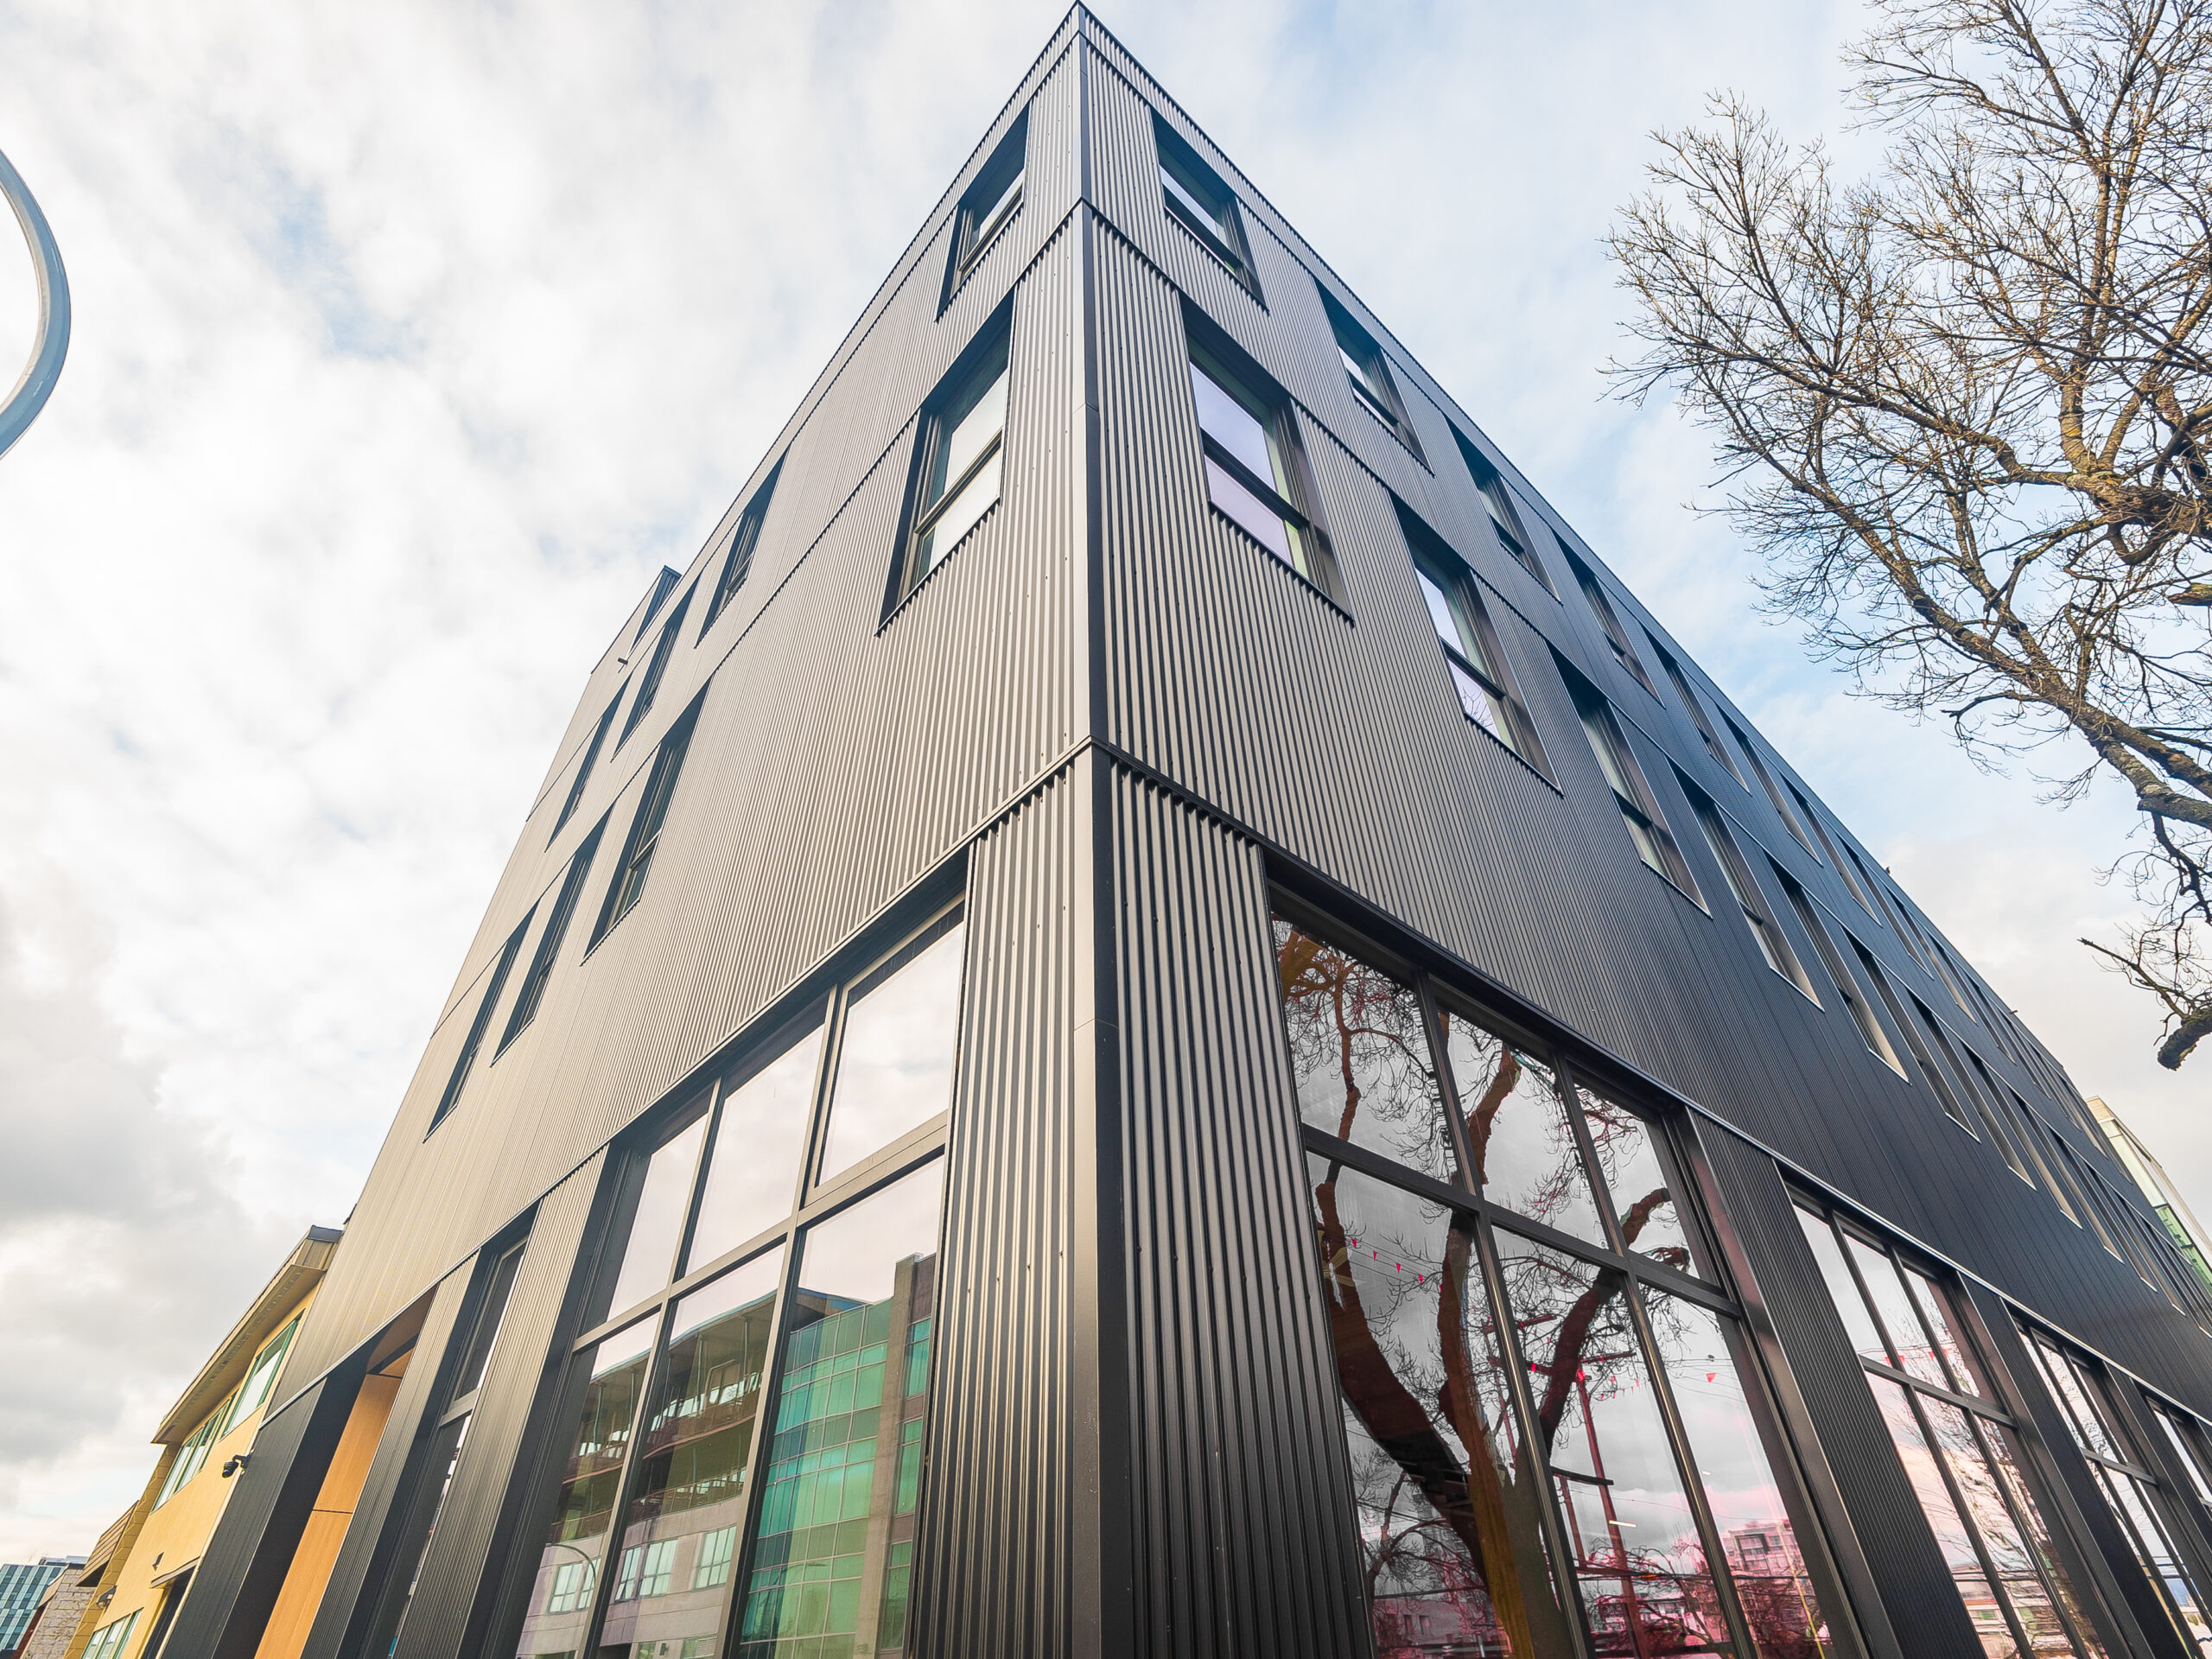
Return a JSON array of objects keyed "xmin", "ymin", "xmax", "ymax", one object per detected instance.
[
  {"xmin": 1575, "ymin": 1089, "xmax": 1693, "ymax": 1274},
  {"xmin": 512, "ymin": 1318, "xmax": 658, "ymax": 1659},
  {"xmin": 1866, "ymin": 1378, "xmax": 2014, "ymax": 1656},
  {"xmin": 2155, "ymin": 1408, "xmax": 2212, "ymax": 1505},
  {"xmin": 1443, "ymin": 1014, "xmax": 1603, "ymax": 1244},
  {"xmin": 1417, "ymin": 569, "xmax": 1464, "ymax": 651},
  {"xmin": 1496, "ymin": 1234, "xmax": 1731, "ymax": 1656},
  {"xmin": 453, "ymin": 1243, "xmax": 525, "ymax": 1400},
  {"xmin": 368, "ymin": 1414, "xmax": 470, "ymax": 1656},
  {"xmin": 1978, "ymin": 1422, "xmax": 2108, "ymax": 1657},
  {"xmin": 1647, "ymin": 1294, "xmax": 1834, "ymax": 1657},
  {"xmin": 2029, "ymin": 1341, "xmax": 2123, "ymax": 1465},
  {"xmin": 1306, "ymin": 1156, "xmax": 1576, "ymax": 1656},
  {"xmin": 1274, "ymin": 920, "xmax": 1458, "ymax": 1184},
  {"xmin": 1902, "ymin": 1268, "xmax": 1978, "ymax": 1395},
  {"xmin": 2098, "ymin": 1466, "xmax": 2212, "ymax": 1655},
  {"xmin": 1843, "ymin": 1234, "xmax": 1948, "ymax": 1389},
  {"xmin": 914, "ymin": 447, "xmax": 1001, "ymax": 578},
  {"xmin": 737, "ymin": 1162, "xmax": 944, "ymax": 1659},
  {"xmin": 925, "ymin": 362, "xmax": 1007, "ymax": 512},
  {"xmin": 967, "ymin": 171, "xmax": 1021, "ymax": 253},
  {"xmin": 223, "ymin": 1316, "xmax": 301, "ymax": 1434},
  {"xmin": 1204, "ymin": 454, "xmax": 1295, "ymax": 565},
  {"xmin": 601, "ymin": 1249, "xmax": 785, "ymax": 1658},
  {"xmin": 1795, "ymin": 1208, "xmax": 1888, "ymax": 1364},
  {"xmin": 1448, "ymin": 658, "xmax": 1510, "ymax": 741},
  {"xmin": 1925, "ymin": 1398, "xmax": 2084, "ymax": 1657},
  {"xmin": 690, "ymin": 1026, "xmax": 825, "ymax": 1272},
  {"xmin": 1190, "ymin": 359, "xmax": 1273, "ymax": 481},
  {"xmin": 606, "ymin": 1113, "xmax": 710, "ymax": 1319},
  {"xmin": 817, "ymin": 924, "xmax": 964, "ymax": 1183}
]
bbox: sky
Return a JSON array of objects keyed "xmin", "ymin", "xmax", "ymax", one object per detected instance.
[{"xmin": 0, "ymin": 0, "xmax": 2199, "ymax": 1562}]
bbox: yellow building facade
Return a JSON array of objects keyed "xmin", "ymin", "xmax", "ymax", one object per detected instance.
[{"xmin": 58, "ymin": 1227, "xmax": 341, "ymax": 1659}]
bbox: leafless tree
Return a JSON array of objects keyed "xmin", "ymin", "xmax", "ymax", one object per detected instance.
[{"xmin": 1607, "ymin": 0, "xmax": 2212, "ymax": 1067}]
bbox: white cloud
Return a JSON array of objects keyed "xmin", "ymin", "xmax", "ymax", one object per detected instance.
[{"xmin": 0, "ymin": 0, "xmax": 2198, "ymax": 1562}]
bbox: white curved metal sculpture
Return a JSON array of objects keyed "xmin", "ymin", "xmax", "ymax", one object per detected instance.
[{"xmin": 0, "ymin": 143, "xmax": 70, "ymax": 461}]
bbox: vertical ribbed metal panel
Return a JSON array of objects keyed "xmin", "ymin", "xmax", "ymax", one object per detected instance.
[
  {"xmin": 285, "ymin": 210, "xmax": 1086, "ymax": 1404},
  {"xmin": 1700, "ymin": 1128, "xmax": 1983, "ymax": 1659},
  {"xmin": 917, "ymin": 765, "xmax": 1088, "ymax": 1659},
  {"xmin": 1108, "ymin": 760, "xmax": 1365, "ymax": 1659},
  {"xmin": 389, "ymin": 1154, "xmax": 604, "ymax": 1659}
]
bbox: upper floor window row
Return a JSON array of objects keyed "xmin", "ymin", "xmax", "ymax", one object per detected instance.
[
  {"xmin": 1452, "ymin": 429, "xmax": 1553, "ymax": 592},
  {"xmin": 1187, "ymin": 324, "xmax": 1338, "ymax": 597},
  {"xmin": 1322, "ymin": 292, "xmax": 1423, "ymax": 461},
  {"xmin": 1155, "ymin": 116, "xmax": 1259, "ymax": 296},
  {"xmin": 891, "ymin": 327, "xmax": 1011, "ymax": 610},
  {"xmin": 702, "ymin": 458, "xmax": 782, "ymax": 635}
]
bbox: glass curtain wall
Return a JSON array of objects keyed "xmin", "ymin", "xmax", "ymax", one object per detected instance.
[
  {"xmin": 500, "ymin": 909, "xmax": 964, "ymax": 1659},
  {"xmin": 1793, "ymin": 1201, "xmax": 2108, "ymax": 1658},
  {"xmin": 2019, "ymin": 1331, "xmax": 2212, "ymax": 1656},
  {"xmin": 1275, "ymin": 913, "xmax": 1838, "ymax": 1659}
]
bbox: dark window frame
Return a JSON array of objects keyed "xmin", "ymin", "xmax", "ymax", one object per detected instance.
[
  {"xmin": 701, "ymin": 459, "xmax": 783, "ymax": 635},
  {"xmin": 1183, "ymin": 311, "xmax": 1342, "ymax": 602},
  {"xmin": 1154, "ymin": 115, "xmax": 1261, "ymax": 296},
  {"xmin": 618, "ymin": 587, "xmax": 695, "ymax": 748},
  {"xmin": 1450, "ymin": 428, "xmax": 1554, "ymax": 592},
  {"xmin": 1320, "ymin": 289, "xmax": 1423, "ymax": 460},
  {"xmin": 428, "ymin": 909, "xmax": 536, "ymax": 1135},
  {"xmin": 946, "ymin": 113, "xmax": 1027, "ymax": 297},
  {"xmin": 887, "ymin": 315, "xmax": 1014, "ymax": 616},
  {"xmin": 1725, "ymin": 712, "xmax": 1821, "ymax": 856},
  {"xmin": 1651, "ymin": 639, "xmax": 1748, "ymax": 787},
  {"xmin": 1561, "ymin": 660, "xmax": 1702, "ymax": 901},
  {"xmin": 552, "ymin": 694, "xmax": 621, "ymax": 842},
  {"xmin": 1398, "ymin": 503, "xmax": 1549, "ymax": 774},
  {"xmin": 590, "ymin": 698, "xmax": 703, "ymax": 950},
  {"xmin": 1563, "ymin": 547, "xmax": 1659, "ymax": 697},
  {"xmin": 1773, "ymin": 862, "xmax": 1910, "ymax": 1075},
  {"xmin": 499, "ymin": 816, "xmax": 608, "ymax": 1055},
  {"xmin": 1683, "ymin": 774, "xmax": 1817, "ymax": 1001}
]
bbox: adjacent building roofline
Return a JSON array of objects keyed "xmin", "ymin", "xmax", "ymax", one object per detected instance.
[{"xmin": 149, "ymin": 1224, "xmax": 342, "ymax": 1445}]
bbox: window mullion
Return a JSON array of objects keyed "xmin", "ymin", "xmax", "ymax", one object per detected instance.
[
  {"xmin": 1199, "ymin": 433, "xmax": 1304, "ymax": 528},
  {"xmin": 1906, "ymin": 1383, "xmax": 2046, "ymax": 1659},
  {"xmin": 913, "ymin": 429, "xmax": 1004, "ymax": 542},
  {"xmin": 575, "ymin": 1298, "xmax": 681, "ymax": 1657}
]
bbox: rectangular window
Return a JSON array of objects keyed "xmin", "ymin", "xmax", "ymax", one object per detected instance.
[
  {"xmin": 1787, "ymin": 783, "xmax": 1878, "ymax": 919},
  {"xmin": 494, "ymin": 910, "xmax": 962, "ymax": 1659},
  {"xmin": 1564, "ymin": 549, "xmax": 1658, "ymax": 696},
  {"xmin": 2153, "ymin": 1406, "xmax": 2212, "ymax": 1510},
  {"xmin": 1726, "ymin": 714, "xmax": 1820, "ymax": 855},
  {"xmin": 950, "ymin": 115, "xmax": 1025, "ymax": 288},
  {"xmin": 1774, "ymin": 863, "xmax": 1908, "ymax": 1074},
  {"xmin": 1565, "ymin": 667, "xmax": 1700, "ymax": 899},
  {"xmin": 1278, "ymin": 918, "xmax": 1839, "ymax": 1659},
  {"xmin": 1154, "ymin": 116, "xmax": 1257, "ymax": 292},
  {"xmin": 895, "ymin": 331, "xmax": 1009, "ymax": 604},
  {"xmin": 452, "ymin": 1237, "xmax": 527, "ymax": 1402},
  {"xmin": 81, "ymin": 1611, "xmax": 138, "ymax": 1659},
  {"xmin": 2023, "ymin": 1332, "xmax": 2212, "ymax": 1656},
  {"xmin": 1852, "ymin": 939, "xmax": 1973, "ymax": 1131},
  {"xmin": 1961, "ymin": 1047, "xmax": 2036, "ymax": 1183},
  {"xmin": 1323, "ymin": 290, "xmax": 1422, "ymax": 457},
  {"xmin": 618, "ymin": 587, "xmax": 695, "ymax": 747},
  {"xmin": 591, "ymin": 702, "xmax": 701, "ymax": 947},
  {"xmin": 154, "ymin": 1412, "xmax": 222, "ymax": 1508},
  {"xmin": 1187, "ymin": 330, "xmax": 1336, "ymax": 592},
  {"xmin": 703, "ymin": 459, "xmax": 782, "ymax": 632},
  {"xmin": 553, "ymin": 695, "xmax": 620, "ymax": 841},
  {"xmin": 499, "ymin": 818, "xmax": 607, "ymax": 1053},
  {"xmin": 222, "ymin": 1314, "xmax": 302, "ymax": 1435},
  {"xmin": 1452, "ymin": 429, "xmax": 1553, "ymax": 589},
  {"xmin": 1653, "ymin": 641, "xmax": 1747, "ymax": 786},
  {"xmin": 1999, "ymin": 1087, "xmax": 2082, "ymax": 1224},
  {"xmin": 1402, "ymin": 506, "xmax": 1548, "ymax": 770},
  {"xmin": 1686, "ymin": 779, "xmax": 1816, "ymax": 999},
  {"xmin": 630, "ymin": 567, "xmax": 680, "ymax": 648},
  {"xmin": 429, "ymin": 910, "xmax": 534, "ymax": 1134},
  {"xmin": 1796, "ymin": 1204, "xmax": 2107, "ymax": 1657}
]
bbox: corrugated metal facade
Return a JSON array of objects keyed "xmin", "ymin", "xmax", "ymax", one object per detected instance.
[{"xmin": 178, "ymin": 11, "xmax": 2212, "ymax": 1659}]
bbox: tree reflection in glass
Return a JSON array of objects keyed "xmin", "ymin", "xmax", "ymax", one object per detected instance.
[
  {"xmin": 1646, "ymin": 1293, "xmax": 1833, "ymax": 1657},
  {"xmin": 1276, "ymin": 921, "xmax": 1460, "ymax": 1184},
  {"xmin": 599, "ymin": 1249, "xmax": 783, "ymax": 1656},
  {"xmin": 1309, "ymin": 1158, "xmax": 1577, "ymax": 1656},
  {"xmin": 1440, "ymin": 1012, "xmax": 1605, "ymax": 1246},
  {"xmin": 1577, "ymin": 1086, "xmax": 1692, "ymax": 1273},
  {"xmin": 512, "ymin": 1317, "xmax": 658, "ymax": 1658},
  {"xmin": 1496, "ymin": 1234, "xmax": 1730, "ymax": 1657}
]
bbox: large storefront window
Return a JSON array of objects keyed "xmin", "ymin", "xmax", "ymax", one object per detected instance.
[
  {"xmin": 2022, "ymin": 1330, "xmax": 2212, "ymax": 1657},
  {"xmin": 1279, "ymin": 914, "xmax": 1839, "ymax": 1659},
  {"xmin": 1795, "ymin": 1202, "xmax": 2107, "ymax": 1658},
  {"xmin": 497, "ymin": 907, "xmax": 963, "ymax": 1659}
]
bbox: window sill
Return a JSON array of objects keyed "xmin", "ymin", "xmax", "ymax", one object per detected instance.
[
  {"xmin": 1208, "ymin": 502, "xmax": 1351, "ymax": 624},
  {"xmin": 1459, "ymin": 710, "xmax": 1560, "ymax": 794},
  {"xmin": 878, "ymin": 496, "xmax": 1001, "ymax": 634},
  {"xmin": 942, "ymin": 206, "xmax": 1022, "ymax": 315}
]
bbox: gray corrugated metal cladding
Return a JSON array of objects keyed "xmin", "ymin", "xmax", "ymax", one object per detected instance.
[{"xmin": 166, "ymin": 13, "xmax": 2212, "ymax": 1659}]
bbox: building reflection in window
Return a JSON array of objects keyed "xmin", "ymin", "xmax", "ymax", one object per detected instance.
[
  {"xmin": 512, "ymin": 1315, "xmax": 658, "ymax": 1657},
  {"xmin": 598, "ymin": 1247, "xmax": 784, "ymax": 1657},
  {"xmin": 734, "ymin": 1160, "xmax": 944, "ymax": 1658}
]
